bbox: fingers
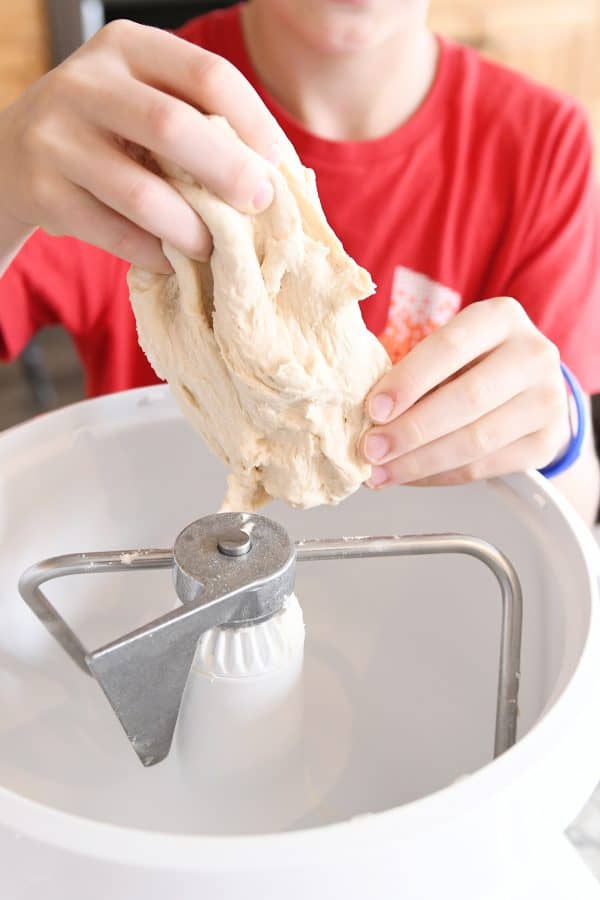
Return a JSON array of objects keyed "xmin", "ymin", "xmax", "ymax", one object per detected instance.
[
  {"xmin": 365, "ymin": 387, "xmax": 562, "ymax": 487},
  {"xmin": 81, "ymin": 22, "xmax": 284, "ymax": 213},
  {"xmin": 367, "ymin": 298, "xmax": 528, "ymax": 423},
  {"xmin": 111, "ymin": 23, "xmax": 286, "ymax": 161},
  {"xmin": 364, "ymin": 337, "xmax": 561, "ymax": 461},
  {"xmin": 43, "ymin": 177, "xmax": 172, "ymax": 272},
  {"xmin": 6, "ymin": 19, "xmax": 286, "ymax": 264},
  {"xmin": 60, "ymin": 128, "xmax": 212, "ymax": 261},
  {"xmin": 392, "ymin": 430, "xmax": 561, "ymax": 487},
  {"xmin": 86, "ymin": 78, "xmax": 275, "ymax": 215},
  {"xmin": 362, "ymin": 297, "xmax": 567, "ymax": 491}
]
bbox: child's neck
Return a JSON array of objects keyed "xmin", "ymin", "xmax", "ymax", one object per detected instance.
[{"xmin": 241, "ymin": 4, "xmax": 438, "ymax": 143}]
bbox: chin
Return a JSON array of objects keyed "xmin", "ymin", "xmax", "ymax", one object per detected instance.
[{"xmin": 264, "ymin": 0, "xmax": 428, "ymax": 54}]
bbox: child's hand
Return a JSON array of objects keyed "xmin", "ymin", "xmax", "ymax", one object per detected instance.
[
  {"xmin": 362, "ymin": 297, "xmax": 570, "ymax": 487},
  {"xmin": 0, "ymin": 20, "xmax": 283, "ymax": 272}
]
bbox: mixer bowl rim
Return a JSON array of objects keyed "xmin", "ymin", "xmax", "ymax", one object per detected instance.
[{"xmin": 0, "ymin": 386, "xmax": 598, "ymax": 869}]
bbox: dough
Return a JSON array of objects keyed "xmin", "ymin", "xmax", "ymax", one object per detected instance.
[{"xmin": 128, "ymin": 118, "xmax": 390, "ymax": 511}]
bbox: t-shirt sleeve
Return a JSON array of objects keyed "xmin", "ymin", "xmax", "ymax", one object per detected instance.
[
  {"xmin": 501, "ymin": 103, "xmax": 600, "ymax": 394},
  {"xmin": 0, "ymin": 230, "xmax": 113, "ymax": 361}
]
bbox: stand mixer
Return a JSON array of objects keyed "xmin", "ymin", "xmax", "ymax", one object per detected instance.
[{"xmin": 1, "ymin": 385, "xmax": 600, "ymax": 899}]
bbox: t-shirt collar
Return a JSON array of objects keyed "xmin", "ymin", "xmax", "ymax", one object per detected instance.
[{"xmin": 227, "ymin": 4, "xmax": 456, "ymax": 167}]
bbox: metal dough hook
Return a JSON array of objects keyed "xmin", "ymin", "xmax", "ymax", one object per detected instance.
[{"xmin": 18, "ymin": 512, "xmax": 522, "ymax": 767}]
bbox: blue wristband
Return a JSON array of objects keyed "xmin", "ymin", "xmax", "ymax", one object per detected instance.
[{"xmin": 538, "ymin": 363, "xmax": 586, "ymax": 478}]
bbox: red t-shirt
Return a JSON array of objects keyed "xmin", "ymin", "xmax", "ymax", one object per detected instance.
[{"xmin": 2, "ymin": 3, "xmax": 600, "ymax": 394}]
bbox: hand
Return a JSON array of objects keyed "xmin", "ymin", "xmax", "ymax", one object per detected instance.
[
  {"xmin": 362, "ymin": 297, "xmax": 571, "ymax": 487},
  {"xmin": 0, "ymin": 20, "xmax": 285, "ymax": 272}
]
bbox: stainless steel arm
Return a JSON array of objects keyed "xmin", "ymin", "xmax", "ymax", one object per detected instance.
[
  {"xmin": 296, "ymin": 533, "xmax": 522, "ymax": 757},
  {"xmin": 17, "ymin": 514, "xmax": 296, "ymax": 766},
  {"xmin": 18, "ymin": 549, "xmax": 174, "ymax": 674},
  {"xmin": 17, "ymin": 516, "xmax": 522, "ymax": 765}
]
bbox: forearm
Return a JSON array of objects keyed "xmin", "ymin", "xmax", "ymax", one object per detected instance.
[{"xmin": 552, "ymin": 396, "xmax": 600, "ymax": 527}]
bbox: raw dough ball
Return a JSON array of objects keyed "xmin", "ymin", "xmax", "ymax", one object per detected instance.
[{"xmin": 128, "ymin": 118, "xmax": 390, "ymax": 511}]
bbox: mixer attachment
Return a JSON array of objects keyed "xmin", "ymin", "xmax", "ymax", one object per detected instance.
[{"xmin": 18, "ymin": 512, "xmax": 522, "ymax": 768}]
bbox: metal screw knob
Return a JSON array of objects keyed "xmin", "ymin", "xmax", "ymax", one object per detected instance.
[{"xmin": 218, "ymin": 529, "xmax": 252, "ymax": 557}]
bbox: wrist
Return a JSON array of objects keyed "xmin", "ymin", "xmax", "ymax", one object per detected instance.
[{"xmin": 538, "ymin": 364, "xmax": 586, "ymax": 479}]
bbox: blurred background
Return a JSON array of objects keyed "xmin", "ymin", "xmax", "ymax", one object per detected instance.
[{"xmin": 0, "ymin": 0, "xmax": 599, "ymax": 433}]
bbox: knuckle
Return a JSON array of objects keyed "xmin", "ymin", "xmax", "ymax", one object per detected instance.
[
  {"xmin": 533, "ymin": 428, "xmax": 559, "ymax": 466},
  {"xmin": 146, "ymin": 97, "xmax": 182, "ymax": 146},
  {"xmin": 538, "ymin": 425, "xmax": 558, "ymax": 453},
  {"xmin": 539, "ymin": 380, "xmax": 565, "ymax": 414},
  {"xmin": 464, "ymin": 460, "xmax": 485, "ymax": 482},
  {"xmin": 466, "ymin": 422, "xmax": 495, "ymax": 457},
  {"xmin": 439, "ymin": 324, "xmax": 468, "ymax": 356},
  {"xmin": 462, "ymin": 376, "xmax": 490, "ymax": 410},
  {"xmin": 94, "ymin": 18, "xmax": 138, "ymax": 48},
  {"xmin": 123, "ymin": 176, "xmax": 154, "ymax": 219},
  {"xmin": 36, "ymin": 68, "xmax": 65, "ymax": 106},
  {"xmin": 21, "ymin": 119, "xmax": 46, "ymax": 157},
  {"xmin": 24, "ymin": 114, "xmax": 65, "ymax": 161},
  {"xmin": 537, "ymin": 338, "xmax": 561, "ymax": 369},
  {"xmin": 493, "ymin": 295, "xmax": 526, "ymax": 322},
  {"xmin": 444, "ymin": 467, "xmax": 471, "ymax": 486},
  {"xmin": 404, "ymin": 416, "xmax": 427, "ymax": 449},
  {"xmin": 191, "ymin": 51, "xmax": 234, "ymax": 99},
  {"xmin": 392, "ymin": 368, "xmax": 419, "ymax": 407},
  {"xmin": 28, "ymin": 66, "xmax": 75, "ymax": 117},
  {"xmin": 53, "ymin": 57, "xmax": 97, "ymax": 102}
]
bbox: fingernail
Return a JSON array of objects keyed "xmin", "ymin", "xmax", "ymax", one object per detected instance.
[
  {"xmin": 368, "ymin": 466, "xmax": 389, "ymax": 488},
  {"xmin": 266, "ymin": 143, "xmax": 282, "ymax": 166},
  {"xmin": 369, "ymin": 394, "xmax": 394, "ymax": 423},
  {"xmin": 365, "ymin": 434, "xmax": 390, "ymax": 462},
  {"xmin": 252, "ymin": 178, "xmax": 274, "ymax": 212}
]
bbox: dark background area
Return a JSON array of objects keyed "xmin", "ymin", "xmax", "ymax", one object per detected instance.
[{"xmin": 103, "ymin": 0, "xmax": 235, "ymax": 28}]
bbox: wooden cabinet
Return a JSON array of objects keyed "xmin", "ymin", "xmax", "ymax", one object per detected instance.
[
  {"xmin": 0, "ymin": 0, "xmax": 49, "ymax": 109},
  {"xmin": 429, "ymin": 0, "xmax": 600, "ymax": 165}
]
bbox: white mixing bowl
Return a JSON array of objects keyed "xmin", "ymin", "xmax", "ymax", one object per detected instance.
[{"xmin": 0, "ymin": 386, "xmax": 599, "ymax": 899}]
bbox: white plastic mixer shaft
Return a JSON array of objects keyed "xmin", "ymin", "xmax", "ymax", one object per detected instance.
[{"xmin": 172, "ymin": 595, "xmax": 307, "ymax": 834}]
